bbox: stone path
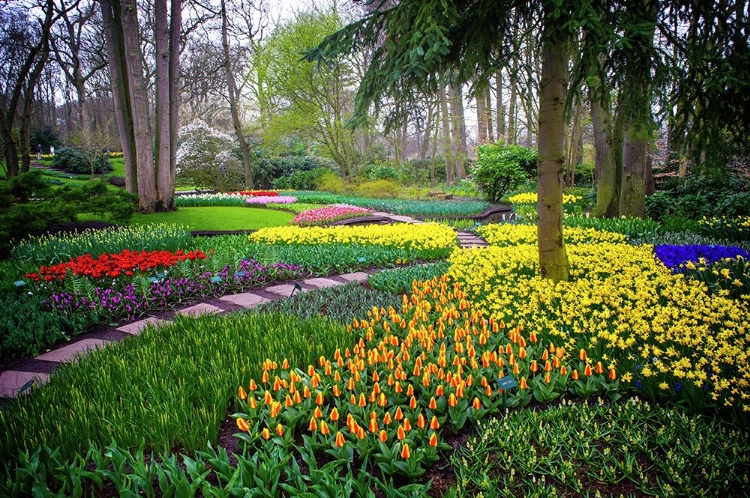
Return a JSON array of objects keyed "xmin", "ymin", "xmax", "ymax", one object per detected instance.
[{"xmin": 0, "ymin": 214, "xmax": 488, "ymax": 398}]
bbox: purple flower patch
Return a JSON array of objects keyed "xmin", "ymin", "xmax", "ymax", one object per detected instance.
[{"xmin": 654, "ymin": 244, "xmax": 748, "ymax": 271}]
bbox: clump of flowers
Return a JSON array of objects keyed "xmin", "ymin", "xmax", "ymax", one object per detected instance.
[
  {"xmin": 508, "ymin": 192, "xmax": 581, "ymax": 205},
  {"xmin": 654, "ymin": 244, "xmax": 748, "ymax": 271},
  {"xmin": 25, "ymin": 249, "xmax": 207, "ymax": 282},
  {"xmin": 246, "ymin": 196, "xmax": 297, "ymax": 205},
  {"xmin": 233, "ymin": 277, "xmax": 615, "ymax": 477},
  {"xmin": 292, "ymin": 204, "xmax": 372, "ymax": 226},
  {"xmin": 478, "ymin": 223, "xmax": 627, "ymax": 246},
  {"xmin": 234, "ymin": 190, "xmax": 279, "ymax": 197}
]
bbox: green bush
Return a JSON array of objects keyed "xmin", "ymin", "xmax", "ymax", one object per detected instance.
[
  {"xmin": 354, "ymin": 179, "xmax": 401, "ymax": 199},
  {"xmin": 315, "ymin": 171, "xmax": 346, "ymax": 194},
  {"xmin": 255, "ymin": 155, "xmax": 337, "ymax": 189},
  {"xmin": 473, "ymin": 142, "xmax": 536, "ymax": 202},
  {"xmin": 272, "ymin": 166, "xmax": 328, "ymax": 190},
  {"xmin": 51, "ymin": 147, "xmax": 112, "ymax": 175},
  {"xmin": 646, "ymin": 174, "xmax": 750, "ymax": 220}
]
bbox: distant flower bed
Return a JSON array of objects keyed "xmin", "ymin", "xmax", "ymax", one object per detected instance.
[
  {"xmin": 175, "ymin": 193, "xmax": 246, "ymax": 207},
  {"xmin": 246, "ymin": 196, "xmax": 296, "ymax": 205},
  {"xmin": 654, "ymin": 244, "xmax": 748, "ymax": 271},
  {"xmin": 509, "ymin": 192, "xmax": 582, "ymax": 205},
  {"xmin": 292, "ymin": 204, "xmax": 371, "ymax": 226},
  {"xmin": 234, "ymin": 190, "xmax": 279, "ymax": 197}
]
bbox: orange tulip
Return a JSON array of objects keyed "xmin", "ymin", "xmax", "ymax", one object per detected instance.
[
  {"xmin": 248, "ymin": 397, "xmax": 258, "ymax": 409},
  {"xmin": 429, "ymin": 397, "xmax": 437, "ymax": 410},
  {"xmin": 560, "ymin": 365, "xmax": 568, "ymax": 376},
  {"xmin": 384, "ymin": 412, "xmax": 393, "ymax": 425},
  {"xmin": 249, "ymin": 379, "xmax": 257, "ymax": 391},
  {"xmin": 518, "ymin": 347, "xmax": 527, "ymax": 359},
  {"xmin": 394, "ymin": 406, "xmax": 404, "ymax": 421},
  {"xmin": 401, "ymin": 442, "xmax": 411, "ymax": 459},
  {"xmin": 379, "ymin": 430, "xmax": 388, "ymax": 443},
  {"xmin": 406, "ymin": 384, "xmax": 414, "ymax": 397},
  {"xmin": 261, "ymin": 371, "xmax": 269, "ymax": 384},
  {"xmin": 330, "ymin": 407, "xmax": 340, "ymax": 421},
  {"xmin": 313, "ymin": 406, "xmax": 323, "ymax": 419},
  {"xmin": 596, "ymin": 362, "xmax": 604, "ymax": 375},
  {"xmin": 264, "ymin": 390, "xmax": 272, "ymax": 405},
  {"xmin": 409, "ymin": 396, "xmax": 417, "ymax": 409},
  {"xmin": 261, "ymin": 427, "xmax": 271, "ymax": 440},
  {"xmin": 429, "ymin": 432, "xmax": 438, "ymax": 447},
  {"xmin": 417, "ymin": 413, "xmax": 426, "ymax": 429},
  {"xmin": 572, "ymin": 369, "xmax": 579, "ymax": 380},
  {"xmin": 275, "ymin": 424, "xmax": 285, "ymax": 437},
  {"xmin": 238, "ymin": 386, "xmax": 247, "ymax": 400},
  {"xmin": 529, "ymin": 331, "xmax": 538, "ymax": 343},
  {"xmin": 472, "ymin": 397, "xmax": 481, "ymax": 410},
  {"xmin": 359, "ymin": 393, "xmax": 367, "ymax": 407},
  {"xmin": 519, "ymin": 377, "xmax": 528, "ymax": 390},
  {"xmin": 320, "ymin": 420, "xmax": 330, "ymax": 435},
  {"xmin": 579, "ymin": 349, "xmax": 587, "ymax": 361},
  {"xmin": 512, "ymin": 363, "xmax": 520, "ymax": 375},
  {"xmin": 308, "ymin": 417, "xmax": 318, "ymax": 432},
  {"xmin": 530, "ymin": 360, "xmax": 539, "ymax": 373},
  {"xmin": 270, "ymin": 402, "xmax": 281, "ymax": 418},
  {"xmin": 584, "ymin": 364, "xmax": 593, "ymax": 377},
  {"xmin": 397, "ymin": 426, "xmax": 406, "ymax": 440},
  {"xmin": 378, "ymin": 392, "xmax": 387, "ymax": 406},
  {"xmin": 544, "ymin": 360, "xmax": 552, "ymax": 372},
  {"xmin": 430, "ymin": 416, "xmax": 440, "ymax": 430},
  {"xmin": 333, "ymin": 385, "xmax": 341, "ymax": 398},
  {"xmin": 436, "ymin": 384, "xmax": 444, "ymax": 397},
  {"xmin": 236, "ymin": 417, "xmax": 250, "ymax": 432},
  {"xmin": 609, "ymin": 368, "xmax": 617, "ymax": 380},
  {"xmin": 448, "ymin": 393, "xmax": 457, "ymax": 407},
  {"xmin": 544, "ymin": 372, "xmax": 551, "ymax": 384},
  {"xmin": 272, "ymin": 377, "xmax": 281, "ymax": 391},
  {"xmin": 303, "ymin": 386, "xmax": 311, "ymax": 398},
  {"xmin": 369, "ymin": 418, "xmax": 379, "ymax": 433},
  {"xmin": 335, "ymin": 431, "xmax": 345, "ymax": 448}
]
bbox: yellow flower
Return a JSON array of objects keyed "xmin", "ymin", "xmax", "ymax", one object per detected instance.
[{"xmin": 659, "ymin": 382, "xmax": 669, "ymax": 390}]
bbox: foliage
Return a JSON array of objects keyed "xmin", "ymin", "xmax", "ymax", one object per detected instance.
[
  {"xmin": 448, "ymin": 238, "xmax": 750, "ymax": 415},
  {"xmin": 0, "ymin": 313, "xmax": 349, "ymax": 467},
  {"xmin": 0, "ymin": 171, "xmax": 136, "ymax": 257},
  {"xmin": 478, "ymin": 223, "xmax": 628, "ymax": 246},
  {"xmin": 272, "ymin": 166, "xmax": 330, "ymax": 191},
  {"xmin": 175, "ymin": 192, "xmax": 247, "ymax": 207},
  {"xmin": 646, "ymin": 174, "xmax": 750, "ymax": 220},
  {"xmin": 473, "ymin": 142, "xmax": 537, "ymax": 203},
  {"xmin": 51, "ymin": 147, "xmax": 112, "ymax": 175},
  {"xmin": 254, "ymin": 281, "xmax": 401, "ymax": 323},
  {"xmin": 423, "ymin": 217, "xmax": 479, "ymax": 230},
  {"xmin": 353, "ymin": 179, "xmax": 402, "ymax": 199},
  {"xmin": 175, "ymin": 120, "xmax": 244, "ymax": 192},
  {"xmin": 698, "ymin": 216, "xmax": 750, "ymax": 242},
  {"xmin": 255, "ymin": 156, "xmax": 336, "ymax": 190},
  {"xmin": 564, "ymin": 215, "xmax": 662, "ymax": 240},
  {"xmin": 454, "ymin": 398, "xmax": 750, "ymax": 496},
  {"xmin": 367, "ymin": 262, "xmax": 450, "ymax": 294}
]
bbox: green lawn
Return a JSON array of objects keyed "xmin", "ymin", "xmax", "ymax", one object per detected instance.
[{"xmin": 127, "ymin": 206, "xmax": 294, "ymax": 230}]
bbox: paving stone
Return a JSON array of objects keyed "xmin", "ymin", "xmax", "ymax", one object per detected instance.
[
  {"xmin": 0, "ymin": 371, "xmax": 51, "ymax": 398},
  {"xmin": 339, "ymin": 272, "xmax": 369, "ymax": 283},
  {"xmin": 116, "ymin": 316, "xmax": 167, "ymax": 335},
  {"xmin": 220, "ymin": 292, "xmax": 269, "ymax": 308},
  {"xmin": 36, "ymin": 339, "xmax": 109, "ymax": 363},
  {"xmin": 264, "ymin": 283, "xmax": 308, "ymax": 297},
  {"xmin": 303, "ymin": 277, "xmax": 343, "ymax": 289},
  {"xmin": 176, "ymin": 303, "xmax": 225, "ymax": 316}
]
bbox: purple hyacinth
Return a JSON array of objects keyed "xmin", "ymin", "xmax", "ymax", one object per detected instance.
[{"xmin": 654, "ymin": 244, "xmax": 748, "ymax": 272}]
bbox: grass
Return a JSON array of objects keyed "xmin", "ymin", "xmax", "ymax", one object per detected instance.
[{"xmin": 81, "ymin": 206, "xmax": 295, "ymax": 231}]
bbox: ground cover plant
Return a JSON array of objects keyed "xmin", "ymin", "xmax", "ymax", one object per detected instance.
[{"xmin": 290, "ymin": 191, "xmax": 489, "ymax": 217}]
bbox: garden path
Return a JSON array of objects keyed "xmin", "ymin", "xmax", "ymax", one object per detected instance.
[{"xmin": 0, "ymin": 220, "xmax": 487, "ymax": 398}]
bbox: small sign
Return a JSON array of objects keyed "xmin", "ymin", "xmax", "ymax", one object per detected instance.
[
  {"xmin": 156, "ymin": 272, "xmax": 166, "ymax": 279},
  {"xmin": 211, "ymin": 276, "xmax": 223, "ymax": 283},
  {"xmin": 14, "ymin": 280, "xmax": 26, "ymax": 287},
  {"xmin": 357, "ymin": 257, "xmax": 366, "ymax": 263},
  {"xmin": 496, "ymin": 375, "xmax": 518, "ymax": 390},
  {"xmin": 290, "ymin": 282, "xmax": 303, "ymax": 296},
  {"xmin": 235, "ymin": 271, "xmax": 246, "ymax": 278},
  {"xmin": 148, "ymin": 277, "xmax": 159, "ymax": 283}
]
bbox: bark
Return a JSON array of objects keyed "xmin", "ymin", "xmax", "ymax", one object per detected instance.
[
  {"xmin": 121, "ymin": 0, "xmax": 156, "ymax": 211},
  {"xmin": 100, "ymin": 0, "xmax": 137, "ymax": 191},
  {"xmin": 168, "ymin": 0, "xmax": 180, "ymax": 205},
  {"xmin": 154, "ymin": 0, "xmax": 172, "ymax": 208},
  {"xmin": 221, "ymin": 0, "xmax": 254, "ymax": 189},
  {"xmin": 486, "ymin": 90, "xmax": 494, "ymax": 142},
  {"xmin": 591, "ymin": 93, "xmax": 619, "ymax": 217},
  {"xmin": 537, "ymin": 23, "xmax": 570, "ymax": 282},
  {"xmin": 620, "ymin": 131, "xmax": 648, "ymax": 217}
]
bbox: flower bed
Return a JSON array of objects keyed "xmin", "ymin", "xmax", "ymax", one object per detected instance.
[
  {"xmin": 175, "ymin": 192, "xmax": 246, "ymax": 207},
  {"xmin": 654, "ymin": 244, "xmax": 748, "ymax": 270},
  {"xmin": 234, "ymin": 190, "xmax": 279, "ymax": 197},
  {"xmin": 478, "ymin": 223, "xmax": 627, "ymax": 246},
  {"xmin": 509, "ymin": 192, "xmax": 582, "ymax": 205},
  {"xmin": 248, "ymin": 223, "xmax": 457, "ymax": 256},
  {"xmin": 448, "ymin": 237, "xmax": 750, "ymax": 414},
  {"xmin": 246, "ymin": 195, "xmax": 296, "ymax": 205},
  {"xmin": 292, "ymin": 204, "xmax": 371, "ymax": 226}
]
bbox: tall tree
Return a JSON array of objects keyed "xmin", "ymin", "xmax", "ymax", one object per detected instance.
[
  {"xmin": 306, "ymin": 0, "xmax": 574, "ymax": 281},
  {"xmin": 0, "ymin": 0, "xmax": 56, "ymax": 177}
]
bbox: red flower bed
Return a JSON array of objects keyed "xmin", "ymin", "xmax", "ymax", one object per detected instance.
[
  {"xmin": 25, "ymin": 249, "xmax": 207, "ymax": 282},
  {"xmin": 234, "ymin": 190, "xmax": 279, "ymax": 197}
]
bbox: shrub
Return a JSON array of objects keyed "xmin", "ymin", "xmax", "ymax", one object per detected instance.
[
  {"xmin": 176, "ymin": 120, "xmax": 245, "ymax": 192},
  {"xmin": 354, "ymin": 179, "xmax": 401, "ymax": 199},
  {"xmin": 473, "ymin": 142, "xmax": 536, "ymax": 202},
  {"xmin": 256, "ymin": 155, "xmax": 337, "ymax": 189},
  {"xmin": 315, "ymin": 171, "xmax": 346, "ymax": 194},
  {"xmin": 272, "ymin": 166, "xmax": 328, "ymax": 190},
  {"xmin": 51, "ymin": 147, "xmax": 112, "ymax": 175}
]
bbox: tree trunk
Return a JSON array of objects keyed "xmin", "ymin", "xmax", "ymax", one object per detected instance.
[
  {"xmin": 121, "ymin": 0, "xmax": 156, "ymax": 211},
  {"xmin": 154, "ymin": 0, "xmax": 172, "ymax": 209},
  {"xmin": 591, "ymin": 92, "xmax": 619, "ymax": 217},
  {"xmin": 450, "ymin": 82, "xmax": 467, "ymax": 179},
  {"xmin": 221, "ymin": 0, "xmax": 254, "ymax": 189},
  {"xmin": 495, "ymin": 69, "xmax": 505, "ymax": 140},
  {"xmin": 537, "ymin": 19, "xmax": 570, "ymax": 282},
  {"xmin": 486, "ymin": 90, "xmax": 494, "ymax": 142},
  {"xmin": 100, "ymin": 0, "xmax": 137, "ymax": 192},
  {"xmin": 440, "ymin": 77, "xmax": 454, "ymax": 185},
  {"xmin": 620, "ymin": 131, "xmax": 647, "ymax": 217},
  {"xmin": 168, "ymin": 0, "xmax": 181, "ymax": 206},
  {"xmin": 476, "ymin": 85, "xmax": 488, "ymax": 144}
]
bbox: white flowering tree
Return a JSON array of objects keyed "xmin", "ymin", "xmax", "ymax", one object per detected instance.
[{"xmin": 176, "ymin": 120, "xmax": 245, "ymax": 192}]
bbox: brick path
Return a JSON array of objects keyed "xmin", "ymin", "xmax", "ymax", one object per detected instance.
[{"xmin": 0, "ymin": 214, "xmax": 488, "ymax": 398}]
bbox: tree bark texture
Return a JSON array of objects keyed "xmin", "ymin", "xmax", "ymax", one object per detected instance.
[
  {"xmin": 537, "ymin": 30, "xmax": 570, "ymax": 282},
  {"xmin": 439, "ymin": 77, "xmax": 454, "ymax": 185},
  {"xmin": 591, "ymin": 93, "xmax": 619, "ymax": 217}
]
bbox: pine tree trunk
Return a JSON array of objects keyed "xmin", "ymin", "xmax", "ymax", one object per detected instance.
[
  {"xmin": 537, "ymin": 19, "xmax": 570, "ymax": 282},
  {"xmin": 450, "ymin": 82, "xmax": 467, "ymax": 179},
  {"xmin": 440, "ymin": 77, "xmax": 454, "ymax": 185},
  {"xmin": 476, "ymin": 86, "xmax": 488, "ymax": 144},
  {"xmin": 591, "ymin": 94, "xmax": 619, "ymax": 217}
]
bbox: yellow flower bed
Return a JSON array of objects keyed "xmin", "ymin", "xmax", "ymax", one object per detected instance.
[
  {"xmin": 508, "ymin": 192, "xmax": 582, "ymax": 205},
  {"xmin": 448, "ymin": 243, "xmax": 750, "ymax": 412},
  {"xmin": 249, "ymin": 223, "xmax": 458, "ymax": 252},
  {"xmin": 478, "ymin": 223, "xmax": 628, "ymax": 246}
]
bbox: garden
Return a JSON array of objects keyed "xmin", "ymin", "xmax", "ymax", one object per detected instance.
[{"xmin": 1, "ymin": 166, "xmax": 749, "ymax": 495}]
